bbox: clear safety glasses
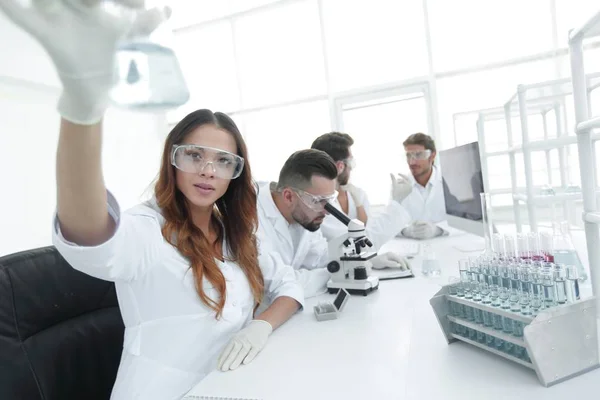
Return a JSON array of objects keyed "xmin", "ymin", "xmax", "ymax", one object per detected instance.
[
  {"xmin": 405, "ymin": 149, "xmax": 432, "ymax": 161},
  {"xmin": 171, "ymin": 144, "xmax": 245, "ymax": 180},
  {"xmin": 293, "ymin": 188, "xmax": 338, "ymax": 212}
]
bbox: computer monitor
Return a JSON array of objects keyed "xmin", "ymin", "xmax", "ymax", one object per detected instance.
[{"xmin": 438, "ymin": 141, "xmax": 485, "ymax": 236}]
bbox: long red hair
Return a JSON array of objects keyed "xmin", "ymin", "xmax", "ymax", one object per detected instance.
[{"xmin": 154, "ymin": 109, "xmax": 264, "ymax": 318}]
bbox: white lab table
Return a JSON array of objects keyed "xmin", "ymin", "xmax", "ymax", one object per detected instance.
[{"xmin": 186, "ymin": 230, "xmax": 600, "ymax": 400}]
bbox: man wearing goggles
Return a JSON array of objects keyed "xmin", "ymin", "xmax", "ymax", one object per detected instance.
[
  {"xmin": 256, "ymin": 149, "xmax": 410, "ymax": 298},
  {"xmin": 398, "ymin": 133, "xmax": 447, "ymax": 240},
  {"xmin": 311, "ymin": 132, "xmax": 415, "ymax": 252}
]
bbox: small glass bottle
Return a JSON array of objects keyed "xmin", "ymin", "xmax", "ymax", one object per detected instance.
[
  {"xmin": 109, "ymin": 1, "xmax": 191, "ymax": 109},
  {"xmin": 421, "ymin": 244, "xmax": 441, "ymax": 277},
  {"xmin": 565, "ymin": 265, "xmax": 581, "ymax": 303}
]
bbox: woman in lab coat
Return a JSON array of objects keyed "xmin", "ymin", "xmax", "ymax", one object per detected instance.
[{"xmin": 0, "ymin": 2, "xmax": 303, "ymax": 399}]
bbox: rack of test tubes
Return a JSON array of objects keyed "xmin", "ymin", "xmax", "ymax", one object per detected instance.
[{"xmin": 430, "ymin": 232, "xmax": 599, "ymax": 387}]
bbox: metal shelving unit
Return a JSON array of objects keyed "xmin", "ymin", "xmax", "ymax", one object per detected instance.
[
  {"xmin": 504, "ymin": 74, "xmax": 600, "ymax": 232},
  {"xmin": 569, "ymin": 9, "xmax": 600, "ymax": 317}
]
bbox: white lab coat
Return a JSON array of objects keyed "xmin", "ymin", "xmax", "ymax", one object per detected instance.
[
  {"xmin": 400, "ymin": 166, "xmax": 446, "ymax": 223},
  {"xmin": 256, "ymin": 182, "xmax": 331, "ymax": 298},
  {"xmin": 320, "ymin": 185, "xmax": 412, "ymax": 250},
  {"xmin": 52, "ymin": 191, "xmax": 304, "ymax": 400}
]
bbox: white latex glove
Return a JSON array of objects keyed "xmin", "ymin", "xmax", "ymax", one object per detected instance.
[
  {"xmin": 402, "ymin": 221, "xmax": 442, "ymax": 240},
  {"xmin": 217, "ymin": 320, "xmax": 273, "ymax": 371},
  {"xmin": 390, "ymin": 173, "xmax": 413, "ymax": 204},
  {"xmin": 370, "ymin": 251, "xmax": 410, "ymax": 270},
  {"xmin": 341, "ymin": 183, "xmax": 365, "ymax": 207},
  {"xmin": 0, "ymin": 0, "xmax": 170, "ymax": 124}
]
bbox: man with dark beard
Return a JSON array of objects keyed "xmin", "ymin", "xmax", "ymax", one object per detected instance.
[
  {"xmin": 311, "ymin": 132, "xmax": 414, "ymax": 250},
  {"xmin": 256, "ymin": 149, "xmax": 410, "ymax": 298}
]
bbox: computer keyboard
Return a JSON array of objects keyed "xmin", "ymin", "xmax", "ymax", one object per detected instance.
[{"xmin": 396, "ymin": 242, "xmax": 420, "ymax": 258}]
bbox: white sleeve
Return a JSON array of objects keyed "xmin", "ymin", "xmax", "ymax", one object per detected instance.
[
  {"xmin": 256, "ymin": 221, "xmax": 327, "ymax": 300},
  {"xmin": 297, "ymin": 229, "xmax": 330, "ymax": 270},
  {"xmin": 51, "ymin": 191, "xmax": 164, "ymax": 282},
  {"xmin": 293, "ymin": 268, "xmax": 330, "ymax": 298},
  {"xmin": 361, "ymin": 187, "xmax": 371, "ymax": 215},
  {"xmin": 363, "ymin": 201, "xmax": 412, "ymax": 250},
  {"xmin": 257, "ymin": 238, "xmax": 305, "ymax": 310}
]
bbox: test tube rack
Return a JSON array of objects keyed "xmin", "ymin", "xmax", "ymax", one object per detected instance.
[{"xmin": 430, "ymin": 284, "xmax": 599, "ymax": 387}]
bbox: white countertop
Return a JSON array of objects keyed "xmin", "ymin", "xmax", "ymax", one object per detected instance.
[{"xmin": 186, "ymin": 229, "xmax": 599, "ymax": 400}]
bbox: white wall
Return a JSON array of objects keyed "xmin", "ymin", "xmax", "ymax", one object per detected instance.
[{"xmin": 0, "ymin": 14, "xmax": 170, "ymax": 257}]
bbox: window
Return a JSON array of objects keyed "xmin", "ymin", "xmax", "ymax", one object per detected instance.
[
  {"xmin": 321, "ymin": 0, "xmax": 428, "ymax": 91},
  {"xmin": 427, "ymin": 0, "xmax": 554, "ymax": 71},
  {"xmin": 169, "ymin": 0, "xmax": 233, "ymax": 28},
  {"xmin": 169, "ymin": 0, "xmax": 284, "ymax": 28},
  {"xmin": 234, "ymin": 0, "xmax": 327, "ymax": 108},
  {"xmin": 239, "ymin": 100, "xmax": 331, "ymax": 182},
  {"xmin": 339, "ymin": 93, "xmax": 429, "ymax": 205},
  {"xmin": 172, "ymin": 22, "xmax": 240, "ymax": 121}
]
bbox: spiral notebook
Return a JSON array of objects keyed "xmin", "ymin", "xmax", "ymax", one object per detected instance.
[
  {"xmin": 184, "ymin": 370, "xmax": 263, "ymax": 400},
  {"xmin": 184, "ymin": 385, "xmax": 262, "ymax": 400},
  {"xmin": 184, "ymin": 396, "xmax": 261, "ymax": 400}
]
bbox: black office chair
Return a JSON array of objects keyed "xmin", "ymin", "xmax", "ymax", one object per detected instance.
[{"xmin": 0, "ymin": 246, "xmax": 124, "ymax": 400}]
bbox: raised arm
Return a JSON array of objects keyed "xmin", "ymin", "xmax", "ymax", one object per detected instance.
[
  {"xmin": 0, "ymin": 0, "xmax": 169, "ymax": 245},
  {"xmin": 57, "ymin": 120, "xmax": 113, "ymax": 245}
]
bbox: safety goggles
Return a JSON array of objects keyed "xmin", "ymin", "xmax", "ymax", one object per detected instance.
[
  {"xmin": 343, "ymin": 157, "xmax": 356, "ymax": 169},
  {"xmin": 405, "ymin": 149, "xmax": 432, "ymax": 161},
  {"xmin": 293, "ymin": 188, "xmax": 338, "ymax": 212},
  {"xmin": 171, "ymin": 144, "xmax": 245, "ymax": 180}
]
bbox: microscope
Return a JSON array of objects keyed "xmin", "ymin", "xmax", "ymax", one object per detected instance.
[{"xmin": 323, "ymin": 203, "xmax": 379, "ymax": 296}]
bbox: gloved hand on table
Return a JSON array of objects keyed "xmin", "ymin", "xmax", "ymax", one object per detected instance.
[
  {"xmin": 217, "ymin": 319, "xmax": 273, "ymax": 371},
  {"xmin": 370, "ymin": 251, "xmax": 411, "ymax": 270},
  {"xmin": 0, "ymin": 0, "xmax": 170, "ymax": 125},
  {"xmin": 390, "ymin": 173, "xmax": 413, "ymax": 204},
  {"xmin": 401, "ymin": 221, "xmax": 443, "ymax": 240}
]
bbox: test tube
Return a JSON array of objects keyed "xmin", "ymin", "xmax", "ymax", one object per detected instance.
[
  {"xmin": 499, "ymin": 287, "xmax": 513, "ymax": 334},
  {"xmin": 491, "ymin": 286, "xmax": 505, "ymax": 350},
  {"xmin": 539, "ymin": 231, "xmax": 554, "ymax": 262},
  {"xmin": 517, "ymin": 233, "xmax": 530, "ymax": 260},
  {"xmin": 476, "ymin": 329, "xmax": 486, "ymax": 344},
  {"xmin": 459, "ymin": 259, "xmax": 471, "ymax": 297},
  {"xmin": 509, "ymin": 262, "xmax": 521, "ymax": 295},
  {"xmin": 566, "ymin": 264, "xmax": 581, "ymax": 303},
  {"xmin": 492, "ymin": 233, "xmax": 506, "ymax": 260},
  {"xmin": 470, "ymin": 263, "xmax": 481, "ymax": 300},
  {"xmin": 541, "ymin": 270, "xmax": 556, "ymax": 309},
  {"xmin": 489, "ymin": 260, "xmax": 500, "ymax": 289},
  {"xmin": 499, "ymin": 263, "xmax": 511, "ymax": 290},
  {"xmin": 504, "ymin": 234, "xmax": 517, "ymax": 260},
  {"xmin": 528, "ymin": 232, "xmax": 542, "ymax": 261},
  {"xmin": 490, "ymin": 284, "xmax": 503, "ymax": 329},
  {"xmin": 519, "ymin": 266, "xmax": 532, "ymax": 316},
  {"xmin": 553, "ymin": 264, "xmax": 567, "ymax": 305},
  {"xmin": 530, "ymin": 265, "xmax": 543, "ymax": 316},
  {"xmin": 480, "ymin": 282, "xmax": 493, "ymax": 327},
  {"xmin": 510, "ymin": 297, "xmax": 523, "ymax": 338},
  {"xmin": 479, "ymin": 257, "xmax": 490, "ymax": 286},
  {"xmin": 471, "ymin": 281, "xmax": 483, "ymax": 325},
  {"xmin": 448, "ymin": 277, "xmax": 462, "ymax": 317}
]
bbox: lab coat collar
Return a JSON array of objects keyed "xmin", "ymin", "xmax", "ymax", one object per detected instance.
[
  {"xmin": 411, "ymin": 165, "xmax": 440, "ymax": 189},
  {"xmin": 258, "ymin": 182, "xmax": 289, "ymax": 222},
  {"xmin": 258, "ymin": 182, "xmax": 294, "ymax": 246}
]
